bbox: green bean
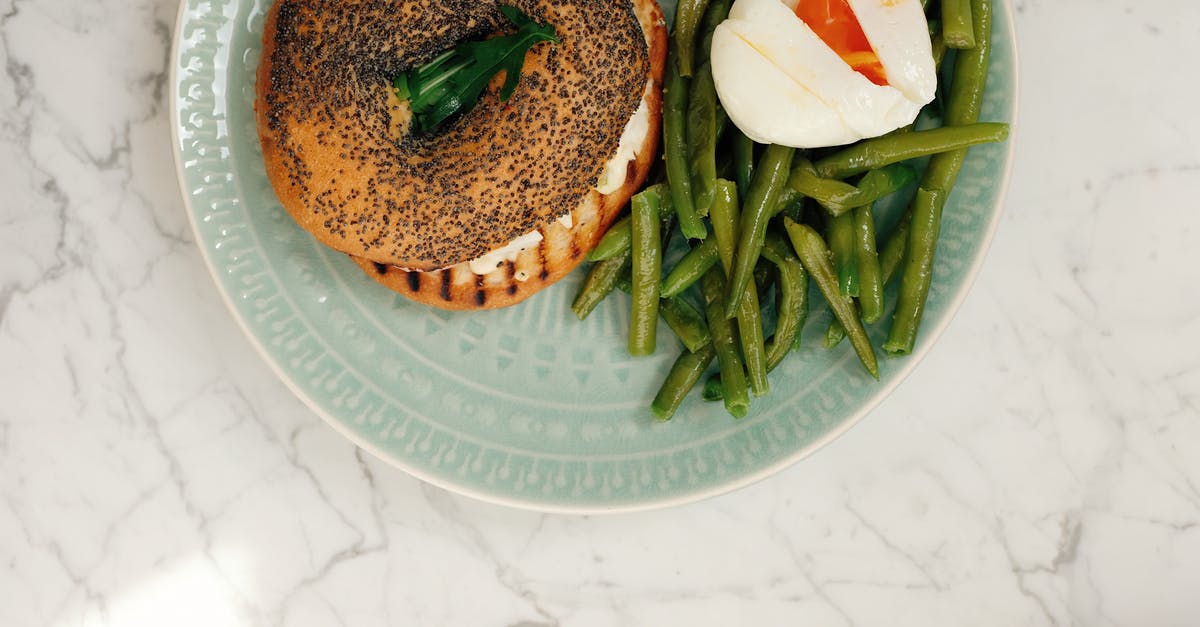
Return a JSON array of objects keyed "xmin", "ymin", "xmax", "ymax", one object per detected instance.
[
  {"xmin": 926, "ymin": 29, "xmax": 949, "ymax": 122},
  {"xmin": 813, "ymin": 122, "xmax": 1009, "ymax": 179},
  {"xmin": 571, "ymin": 250, "xmax": 630, "ymax": 320},
  {"xmin": 884, "ymin": 194, "xmax": 950, "ymax": 353},
  {"xmin": 773, "ymin": 187, "xmax": 805, "ymax": 221},
  {"xmin": 705, "ymin": 332, "xmax": 803, "ymax": 403},
  {"xmin": 701, "ymin": 373, "xmax": 724, "ymax": 402},
  {"xmin": 702, "ymin": 268, "xmax": 750, "ymax": 416},
  {"xmin": 725, "ymin": 144, "xmax": 795, "ymax": 315},
  {"xmin": 590, "ymin": 185, "xmax": 673, "ymax": 261},
  {"xmin": 615, "ymin": 277, "xmax": 712, "ymax": 353},
  {"xmin": 697, "ymin": 0, "xmax": 732, "ymax": 65},
  {"xmin": 710, "ymin": 180, "xmax": 769, "ymax": 397},
  {"xmin": 943, "ymin": 0, "xmax": 993, "ymax": 126},
  {"xmin": 827, "ymin": 211, "xmax": 858, "ymax": 298},
  {"xmin": 787, "ymin": 162, "xmax": 917, "ymax": 216},
  {"xmin": 700, "ymin": 228, "xmax": 816, "ymax": 401},
  {"xmin": 706, "ymin": 234, "xmax": 809, "ymax": 402},
  {"xmin": 761, "ymin": 233, "xmax": 807, "ymax": 370},
  {"xmin": 589, "ymin": 215, "xmax": 632, "ymax": 261},
  {"xmin": 656, "ymin": 182, "xmax": 675, "ymax": 213},
  {"xmin": 880, "ymin": 209, "xmax": 913, "ymax": 286},
  {"xmin": 663, "ymin": 48, "xmax": 705, "ymax": 239},
  {"xmin": 859, "ymin": 165, "xmax": 918, "ymax": 201},
  {"xmin": 793, "ymin": 283, "xmax": 808, "ymax": 350},
  {"xmin": 706, "ymin": 181, "xmax": 739, "ymax": 275},
  {"xmin": 825, "ymin": 320, "xmax": 846, "ymax": 349},
  {"xmin": 787, "ymin": 162, "xmax": 859, "ymax": 213},
  {"xmin": 662, "ymin": 237, "xmax": 719, "ymax": 298},
  {"xmin": 733, "ymin": 130, "xmax": 755, "ymax": 197},
  {"xmin": 855, "ymin": 204, "xmax": 884, "ymax": 323},
  {"xmin": 673, "ymin": 0, "xmax": 711, "ymax": 77},
  {"xmin": 941, "ymin": 0, "xmax": 976, "ymax": 49},
  {"xmin": 659, "ymin": 295, "xmax": 711, "ymax": 353},
  {"xmin": 784, "ymin": 219, "xmax": 878, "ymax": 379},
  {"xmin": 629, "ymin": 190, "xmax": 662, "ymax": 356},
  {"xmin": 652, "ymin": 344, "xmax": 717, "ymax": 420},
  {"xmin": 882, "ymin": 191, "xmax": 940, "ymax": 356},
  {"xmin": 687, "ymin": 62, "xmax": 719, "ymax": 216},
  {"xmin": 886, "ymin": 0, "xmax": 993, "ymax": 356}
]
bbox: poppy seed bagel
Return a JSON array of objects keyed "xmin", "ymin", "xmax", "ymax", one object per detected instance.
[
  {"xmin": 349, "ymin": 0, "xmax": 666, "ymax": 310},
  {"xmin": 255, "ymin": 0, "xmax": 666, "ymax": 298}
]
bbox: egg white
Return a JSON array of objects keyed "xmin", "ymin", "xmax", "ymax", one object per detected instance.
[{"xmin": 712, "ymin": 0, "xmax": 936, "ymax": 148}]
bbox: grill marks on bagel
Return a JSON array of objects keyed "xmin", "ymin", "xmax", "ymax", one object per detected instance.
[
  {"xmin": 258, "ymin": 0, "xmax": 652, "ymax": 271},
  {"xmin": 349, "ymin": 179, "xmax": 623, "ymax": 310}
]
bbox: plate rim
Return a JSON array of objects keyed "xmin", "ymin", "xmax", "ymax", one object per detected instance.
[{"xmin": 169, "ymin": 0, "xmax": 1020, "ymax": 514}]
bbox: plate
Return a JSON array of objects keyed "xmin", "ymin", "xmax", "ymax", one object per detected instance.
[{"xmin": 170, "ymin": 0, "xmax": 1018, "ymax": 513}]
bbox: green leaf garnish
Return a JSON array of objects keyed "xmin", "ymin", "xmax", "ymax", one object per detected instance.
[
  {"xmin": 394, "ymin": 6, "xmax": 558, "ymax": 134},
  {"xmin": 393, "ymin": 73, "xmax": 411, "ymax": 101}
]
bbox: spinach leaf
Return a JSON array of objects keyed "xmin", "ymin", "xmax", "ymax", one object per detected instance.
[{"xmin": 395, "ymin": 6, "xmax": 558, "ymax": 134}]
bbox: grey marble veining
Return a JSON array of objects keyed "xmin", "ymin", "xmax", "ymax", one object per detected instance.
[{"xmin": 2, "ymin": 0, "xmax": 1200, "ymax": 625}]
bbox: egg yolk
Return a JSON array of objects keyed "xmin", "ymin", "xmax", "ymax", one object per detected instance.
[{"xmin": 793, "ymin": 0, "xmax": 889, "ymax": 86}]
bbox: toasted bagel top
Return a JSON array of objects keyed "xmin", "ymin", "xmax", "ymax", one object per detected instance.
[{"xmin": 257, "ymin": 0, "xmax": 651, "ymax": 271}]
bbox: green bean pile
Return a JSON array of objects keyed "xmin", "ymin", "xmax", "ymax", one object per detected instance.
[{"xmin": 573, "ymin": 0, "xmax": 1007, "ymax": 420}]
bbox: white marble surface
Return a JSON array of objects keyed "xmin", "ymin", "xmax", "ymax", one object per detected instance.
[{"xmin": 2, "ymin": 0, "xmax": 1199, "ymax": 624}]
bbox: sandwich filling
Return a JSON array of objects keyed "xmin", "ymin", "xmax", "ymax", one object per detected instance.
[{"xmin": 462, "ymin": 82, "xmax": 654, "ymax": 277}]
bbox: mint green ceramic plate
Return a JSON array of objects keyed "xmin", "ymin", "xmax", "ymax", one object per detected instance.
[{"xmin": 171, "ymin": 0, "xmax": 1017, "ymax": 513}]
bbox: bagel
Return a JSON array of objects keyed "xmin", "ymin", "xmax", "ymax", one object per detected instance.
[{"xmin": 256, "ymin": 0, "xmax": 667, "ymax": 310}]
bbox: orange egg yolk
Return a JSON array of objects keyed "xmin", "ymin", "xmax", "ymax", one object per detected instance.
[{"xmin": 793, "ymin": 0, "xmax": 889, "ymax": 86}]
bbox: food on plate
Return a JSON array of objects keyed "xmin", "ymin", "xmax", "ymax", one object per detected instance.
[
  {"xmin": 253, "ymin": 0, "xmax": 1010, "ymax": 420},
  {"xmin": 256, "ymin": 0, "xmax": 667, "ymax": 310},
  {"xmin": 710, "ymin": 0, "xmax": 937, "ymax": 148},
  {"xmin": 573, "ymin": 0, "xmax": 1009, "ymax": 419}
]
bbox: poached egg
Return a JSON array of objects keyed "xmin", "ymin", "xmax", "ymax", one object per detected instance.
[{"xmin": 711, "ymin": 0, "xmax": 936, "ymax": 148}]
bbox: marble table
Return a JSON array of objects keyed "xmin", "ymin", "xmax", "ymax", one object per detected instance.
[{"xmin": 2, "ymin": 0, "xmax": 1198, "ymax": 625}]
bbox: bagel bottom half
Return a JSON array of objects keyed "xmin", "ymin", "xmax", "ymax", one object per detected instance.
[{"xmin": 350, "ymin": 0, "xmax": 666, "ymax": 311}]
